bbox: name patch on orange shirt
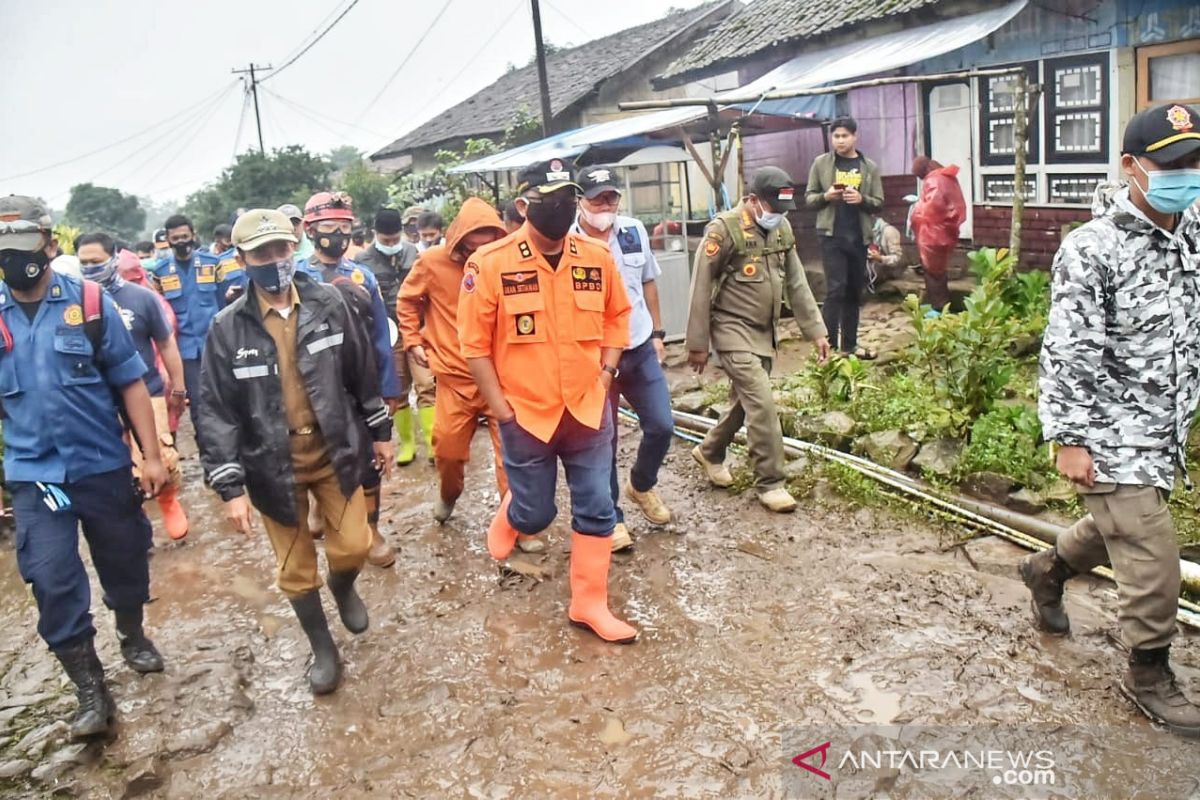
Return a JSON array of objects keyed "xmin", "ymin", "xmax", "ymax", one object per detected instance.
[{"xmin": 501, "ymin": 272, "xmax": 539, "ymax": 295}]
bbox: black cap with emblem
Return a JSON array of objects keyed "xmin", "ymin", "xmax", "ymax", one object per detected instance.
[
  {"xmin": 748, "ymin": 167, "xmax": 797, "ymax": 211},
  {"xmin": 576, "ymin": 165, "xmax": 621, "ymax": 199},
  {"xmin": 1122, "ymin": 103, "xmax": 1200, "ymax": 165},
  {"xmin": 516, "ymin": 158, "xmax": 582, "ymax": 195}
]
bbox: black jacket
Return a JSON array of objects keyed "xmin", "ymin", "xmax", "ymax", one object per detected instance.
[
  {"xmin": 355, "ymin": 242, "xmax": 418, "ymax": 322},
  {"xmin": 198, "ymin": 273, "xmax": 391, "ymax": 526}
]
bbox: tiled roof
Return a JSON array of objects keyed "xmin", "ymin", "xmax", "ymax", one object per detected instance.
[
  {"xmin": 372, "ymin": 1, "xmax": 731, "ymax": 159},
  {"xmin": 655, "ymin": 0, "xmax": 948, "ymax": 86}
]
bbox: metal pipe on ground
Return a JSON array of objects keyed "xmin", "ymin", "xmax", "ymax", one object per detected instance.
[{"xmin": 642, "ymin": 407, "xmax": 1200, "ymax": 629}]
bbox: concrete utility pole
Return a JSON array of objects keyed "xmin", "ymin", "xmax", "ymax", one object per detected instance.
[
  {"xmin": 530, "ymin": 0, "xmax": 553, "ymax": 136},
  {"xmin": 232, "ymin": 63, "xmax": 273, "ymax": 153}
]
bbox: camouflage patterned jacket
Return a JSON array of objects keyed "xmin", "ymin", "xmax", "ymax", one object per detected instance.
[{"xmin": 1038, "ymin": 183, "xmax": 1200, "ymax": 491}]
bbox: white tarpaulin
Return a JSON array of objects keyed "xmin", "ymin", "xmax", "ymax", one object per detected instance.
[
  {"xmin": 726, "ymin": 0, "xmax": 1027, "ymax": 113},
  {"xmin": 449, "ymin": 106, "xmax": 707, "ymax": 173}
]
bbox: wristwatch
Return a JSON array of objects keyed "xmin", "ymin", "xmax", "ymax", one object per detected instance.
[
  {"xmin": 651, "ymin": 329, "xmax": 666, "ymax": 340},
  {"xmin": 601, "ymin": 364, "xmax": 619, "ymax": 379}
]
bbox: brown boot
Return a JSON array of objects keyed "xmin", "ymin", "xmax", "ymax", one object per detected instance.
[
  {"xmin": 1018, "ymin": 548, "xmax": 1076, "ymax": 635},
  {"xmin": 1119, "ymin": 647, "xmax": 1200, "ymax": 738},
  {"xmin": 363, "ymin": 486, "xmax": 394, "ymax": 568},
  {"xmin": 567, "ymin": 531, "xmax": 637, "ymax": 643}
]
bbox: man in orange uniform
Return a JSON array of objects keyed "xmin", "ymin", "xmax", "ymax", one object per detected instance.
[
  {"xmin": 397, "ymin": 198, "xmax": 509, "ymax": 525},
  {"xmin": 459, "ymin": 159, "xmax": 637, "ymax": 644}
]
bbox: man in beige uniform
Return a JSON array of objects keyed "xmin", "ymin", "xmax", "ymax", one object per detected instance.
[{"xmin": 687, "ymin": 167, "xmax": 830, "ymax": 512}]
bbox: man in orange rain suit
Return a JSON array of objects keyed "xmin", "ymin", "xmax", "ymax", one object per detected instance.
[
  {"xmin": 458, "ymin": 158, "xmax": 637, "ymax": 644},
  {"xmin": 397, "ymin": 198, "xmax": 509, "ymax": 525}
]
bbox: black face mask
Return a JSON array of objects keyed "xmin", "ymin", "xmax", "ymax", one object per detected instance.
[
  {"xmin": 524, "ymin": 198, "xmax": 577, "ymax": 241},
  {"xmin": 315, "ymin": 231, "xmax": 350, "ymax": 258},
  {"xmin": 0, "ymin": 249, "xmax": 50, "ymax": 290},
  {"xmin": 172, "ymin": 240, "xmax": 195, "ymax": 261}
]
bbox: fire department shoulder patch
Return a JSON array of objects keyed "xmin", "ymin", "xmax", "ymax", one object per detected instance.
[{"xmin": 704, "ymin": 239, "xmax": 721, "ymax": 257}]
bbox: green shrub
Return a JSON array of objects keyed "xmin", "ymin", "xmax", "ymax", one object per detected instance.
[{"xmin": 957, "ymin": 405, "xmax": 1051, "ymax": 487}]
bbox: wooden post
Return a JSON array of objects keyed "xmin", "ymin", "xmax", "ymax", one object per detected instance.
[
  {"xmin": 706, "ymin": 104, "xmax": 726, "ymax": 209},
  {"xmin": 1009, "ymin": 70, "xmax": 1029, "ymax": 262},
  {"xmin": 530, "ymin": 0, "xmax": 553, "ymax": 136}
]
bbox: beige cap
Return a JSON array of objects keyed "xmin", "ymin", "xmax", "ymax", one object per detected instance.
[{"xmin": 232, "ymin": 209, "xmax": 299, "ymax": 250}]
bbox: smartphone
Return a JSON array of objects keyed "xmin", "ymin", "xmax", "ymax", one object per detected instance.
[{"xmin": 833, "ymin": 183, "xmax": 846, "ymax": 190}]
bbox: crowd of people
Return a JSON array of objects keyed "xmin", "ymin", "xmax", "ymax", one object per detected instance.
[{"xmin": 0, "ymin": 103, "xmax": 1199, "ymax": 743}]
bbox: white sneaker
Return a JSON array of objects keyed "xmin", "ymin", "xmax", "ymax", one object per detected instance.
[
  {"xmin": 691, "ymin": 446, "xmax": 733, "ymax": 488},
  {"xmin": 610, "ymin": 522, "xmax": 634, "ymax": 552}
]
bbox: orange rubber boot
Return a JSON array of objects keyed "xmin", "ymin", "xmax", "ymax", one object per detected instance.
[
  {"xmin": 487, "ymin": 492, "xmax": 519, "ymax": 560},
  {"xmin": 157, "ymin": 485, "xmax": 189, "ymax": 540},
  {"xmin": 567, "ymin": 532, "xmax": 637, "ymax": 643}
]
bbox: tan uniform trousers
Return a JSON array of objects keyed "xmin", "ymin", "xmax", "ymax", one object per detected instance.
[
  {"xmin": 432, "ymin": 377, "xmax": 508, "ymax": 504},
  {"xmin": 699, "ymin": 351, "xmax": 786, "ymax": 491},
  {"xmin": 129, "ymin": 395, "xmax": 182, "ymax": 489},
  {"xmin": 261, "ymin": 438, "xmax": 371, "ymax": 598},
  {"xmin": 1056, "ymin": 483, "xmax": 1180, "ymax": 650},
  {"xmin": 393, "ymin": 340, "xmax": 435, "ymax": 409}
]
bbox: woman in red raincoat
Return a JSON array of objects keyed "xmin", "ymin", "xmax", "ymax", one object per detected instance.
[{"xmin": 910, "ymin": 156, "xmax": 966, "ymax": 311}]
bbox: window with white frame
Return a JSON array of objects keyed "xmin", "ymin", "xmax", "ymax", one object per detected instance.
[
  {"xmin": 1048, "ymin": 173, "xmax": 1107, "ymax": 205},
  {"xmin": 980, "ymin": 63, "xmax": 1040, "ymax": 167},
  {"xmin": 1045, "ymin": 53, "xmax": 1109, "ymax": 163},
  {"xmin": 983, "ymin": 175, "xmax": 1037, "ymax": 203}
]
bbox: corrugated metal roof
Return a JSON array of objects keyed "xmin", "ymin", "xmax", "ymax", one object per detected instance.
[{"xmin": 656, "ymin": 0, "xmax": 950, "ymax": 86}]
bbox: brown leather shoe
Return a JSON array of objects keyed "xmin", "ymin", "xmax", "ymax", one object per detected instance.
[{"xmin": 366, "ymin": 528, "xmax": 395, "ymax": 569}]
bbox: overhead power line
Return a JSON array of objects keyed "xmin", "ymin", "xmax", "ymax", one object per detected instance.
[
  {"xmin": 354, "ymin": 0, "xmax": 456, "ymax": 125},
  {"xmin": 0, "ymin": 81, "xmax": 237, "ymax": 182},
  {"xmin": 263, "ymin": 0, "xmax": 361, "ymax": 83}
]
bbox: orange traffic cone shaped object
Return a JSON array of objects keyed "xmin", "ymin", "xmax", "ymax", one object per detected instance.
[
  {"xmin": 157, "ymin": 485, "xmax": 189, "ymax": 540},
  {"xmin": 567, "ymin": 532, "xmax": 637, "ymax": 643},
  {"xmin": 487, "ymin": 492, "xmax": 519, "ymax": 560}
]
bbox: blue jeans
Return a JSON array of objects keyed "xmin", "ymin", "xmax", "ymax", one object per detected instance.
[
  {"xmin": 497, "ymin": 409, "xmax": 616, "ymax": 537},
  {"xmin": 183, "ymin": 357, "xmax": 204, "ymax": 438},
  {"xmin": 608, "ymin": 339, "xmax": 674, "ymax": 523},
  {"xmin": 10, "ymin": 468, "xmax": 152, "ymax": 649}
]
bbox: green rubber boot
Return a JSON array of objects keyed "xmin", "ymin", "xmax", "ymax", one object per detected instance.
[
  {"xmin": 395, "ymin": 407, "xmax": 416, "ymax": 466},
  {"xmin": 418, "ymin": 406, "xmax": 436, "ymax": 463}
]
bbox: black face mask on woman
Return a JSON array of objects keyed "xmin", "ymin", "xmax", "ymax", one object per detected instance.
[
  {"xmin": 523, "ymin": 195, "xmax": 578, "ymax": 241},
  {"xmin": 0, "ymin": 249, "xmax": 49, "ymax": 290}
]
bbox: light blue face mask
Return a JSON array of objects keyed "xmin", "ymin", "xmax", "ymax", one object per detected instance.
[
  {"xmin": 375, "ymin": 241, "xmax": 405, "ymax": 256},
  {"xmin": 755, "ymin": 208, "xmax": 785, "ymax": 230},
  {"xmin": 1134, "ymin": 159, "xmax": 1200, "ymax": 214}
]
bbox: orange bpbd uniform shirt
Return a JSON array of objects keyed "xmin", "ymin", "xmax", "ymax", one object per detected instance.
[{"xmin": 458, "ymin": 225, "xmax": 631, "ymax": 444}]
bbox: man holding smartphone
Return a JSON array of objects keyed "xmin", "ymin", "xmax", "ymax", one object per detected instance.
[{"xmin": 805, "ymin": 116, "xmax": 884, "ymax": 357}]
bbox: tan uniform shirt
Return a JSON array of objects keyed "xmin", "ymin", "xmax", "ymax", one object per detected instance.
[
  {"xmin": 258, "ymin": 286, "xmax": 327, "ymax": 472},
  {"xmin": 685, "ymin": 203, "xmax": 826, "ymax": 358}
]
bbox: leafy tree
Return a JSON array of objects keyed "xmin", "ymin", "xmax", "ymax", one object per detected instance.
[
  {"xmin": 65, "ymin": 183, "xmax": 146, "ymax": 241},
  {"xmin": 183, "ymin": 145, "xmax": 331, "ymax": 235},
  {"xmin": 327, "ymin": 145, "xmax": 364, "ymax": 172},
  {"xmin": 337, "ymin": 160, "xmax": 393, "ymax": 224}
]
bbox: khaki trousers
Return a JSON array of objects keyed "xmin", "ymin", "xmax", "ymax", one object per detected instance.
[
  {"xmin": 261, "ymin": 456, "xmax": 371, "ymax": 597},
  {"xmin": 130, "ymin": 395, "xmax": 181, "ymax": 488},
  {"xmin": 1056, "ymin": 483, "xmax": 1180, "ymax": 650},
  {"xmin": 393, "ymin": 340, "xmax": 435, "ymax": 409},
  {"xmin": 700, "ymin": 351, "xmax": 786, "ymax": 491}
]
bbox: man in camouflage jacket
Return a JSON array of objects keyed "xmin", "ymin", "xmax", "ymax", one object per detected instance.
[{"xmin": 1026, "ymin": 103, "xmax": 1200, "ymax": 738}]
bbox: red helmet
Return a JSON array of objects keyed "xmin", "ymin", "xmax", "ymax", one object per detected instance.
[{"xmin": 303, "ymin": 191, "xmax": 354, "ymax": 223}]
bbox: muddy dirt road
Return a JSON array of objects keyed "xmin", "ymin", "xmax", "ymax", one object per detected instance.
[{"xmin": 0, "ymin": 418, "xmax": 1197, "ymax": 798}]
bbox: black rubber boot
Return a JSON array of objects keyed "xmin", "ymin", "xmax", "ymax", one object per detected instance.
[
  {"xmin": 53, "ymin": 639, "xmax": 115, "ymax": 739},
  {"xmin": 289, "ymin": 591, "xmax": 341, "ymax": 695},
  {"xmin": 327, "ymin": 570, "xmax": 369, "ymax": 634},
  {"xmin": 1018, "ymin": 548, "xmax": 1076, "ymax": 634},
  {"xmin": 1120, "ymin": 647, "xmax": 1200, "ymax": 738},
  {"xmin": 114, "ymin": 608, "xmax": 165, "ymax": 673}
]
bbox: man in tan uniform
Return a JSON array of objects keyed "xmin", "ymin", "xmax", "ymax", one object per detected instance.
[{"xmin": 686, "ymin": 167, "xmax": 830, "ymax": 512}]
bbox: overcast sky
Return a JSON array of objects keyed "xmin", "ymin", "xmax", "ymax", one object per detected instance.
[{"xmin": 0, "ymin": 0, "xmax": 715, "ymax": 208}]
